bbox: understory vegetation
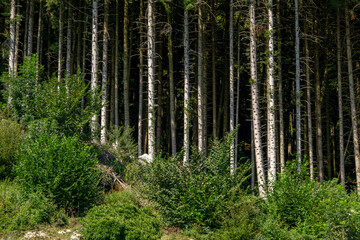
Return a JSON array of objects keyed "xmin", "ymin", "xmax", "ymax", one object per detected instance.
[{"xmin": 1, "ymin": 58, "xmax": 360, "ymax": 239}]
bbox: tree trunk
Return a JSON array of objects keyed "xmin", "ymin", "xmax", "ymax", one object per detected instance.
[
  {"xmin": 250, "ymin": 0, "xmax": 266, "ymax": 197},
  {"xmin": 9, "ymin": 0, "xmax": 15, "ymax": 76},
  {"xmin": 147, "ymin": 0, "xmax": 156, "ymax": 159},
  {"xmin": 115, "ymin": 0, "xmax": 119, "ymax": 130},
  {"xmin": 345, "ymin": 4, "xmax": 360, "ymax": 193},
  {"xmin": 267, "ymin": 0, "xmax": 276, "ymax": 187},
  {"xmin": 24, "ymin": 0, "xmax": 29, "ymax": 56},
  {"xmin": 138, "ymin": 0, "xmax": 144, "ymax": 155},
  {"xmin": 212, "ymin": 0, "xmax": 216, "ymax": 140},
  {"xmin": 101, "ymin": 0, "xmax": 109, "ymax": 144},
  {"xmin": 229, "ymin": 0, "xmax": 235, "ymax": 175},
  {"xmin": 91, "ymin": 0, "xmax": 99, "ymax": 138},
  {"xmin": 337, "ymin": 7, "xmax": 345, "ymax": 186},
  {"xmin": 14, "ymin": 0, "xmax": 20, "ymax": 77},
  {"xmin": 124, "ymin": 0, "xmax": 130, "ymax": 128},
  {"xmin": 183, "ymin": 8, "xmax": 190, "ymax": 164},
  {"xmin": 295, "ymin": 0, "xmax": 301, "ymax": 168},
  {"xmin": 305, "ymin": 16, "xmax": 314, "ymax": 180},
  {"xmin": 315, "ymin": 17, "xmax": 323, "ymax": 181},
  {"xmin": 235, "ymin": 18, "xmax": 240, "ymax": 167},
  {"xmin": 35, "ymin": 0, "xmax": 43, "ymax": 81},
  {"xmin": 156, "ymin": 40, "xmax": 164, "ymax": 153},
  {"xmin": 66, "ymin": 6, "xmax": 72, "ymax": 77},
  {"xmin": 198, "ymin": 2, "xmax": 204, "ymax": 153},
  {"xmin": 27, "ymin": 0, "xmax": 34, "ymax": 56},
  {"xmin": 58, "ymin": 0, "xmax": 64, "ymax": 82}
]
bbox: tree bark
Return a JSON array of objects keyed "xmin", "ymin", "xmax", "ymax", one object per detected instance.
[
  {"xmin": 36, "ymin": 0, "xmax": 43, "ymax": 82},
  {"xmin": 183, "ymin": 8, "xmax": 190, "ymax": 164},
  {"xmin": 212, "ymin": 0, "xmax": 216, "ymax": 140},
  {"xmin": 229, "ymin": 0, "xmax": 235, "ymax": 175},
  {"xmin": 9, "ymin": 0, "xmax": 15, "ymax": 76},
  {"xmin": 124, "ymin": 0, "xmax": 130, "ymax": 128},
  {"xmin": 27, "ymin": 0, "xmax": 34, "ymax": 56},
  {"xmin": 250, "ymin": 0, "xmax": 266, "ymax": 197},
  {"xmin": 138, "ymin": 0, "xmax": 144, "ymax": 155},
  {"xmin": 198, "ymin": 2, "xmax": 204, "ymax": 153},
  {"xmin": 91, "ymin": 0, "xmax": 99, "ymax": 138},
  {"xmin": 295, "ymin": 0, "xmax": 301, "ymax": 168},
  {"xmin": 58, "ymin": 0, "xmax": 64, "ymax": 82},
  {"xmin": 66, "ymin": 6, "xmax": 72, "ymax": 77},
  {"xmin": 101, "ymin": 0, "xmax": 109, "ymax": 144},
  {"xmin": 156, "ymin": 40, "xmax": 164, "ymax": 153}
]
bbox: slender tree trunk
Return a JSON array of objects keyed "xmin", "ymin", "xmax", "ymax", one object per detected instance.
[
  {"xmin": 267, "ymin": 0, "xmax": 276, "ymax": 187},
  {"xmin": 250, "ymin": 0, "xmax": 266, "ymax": 197},
  {"xmin": 167, "ymin": 11, "xmax": 177, "ymax": 155},
  {"xmin": 295, "ymin": 0, "xmax": 301, "ymax": 168},
  {"xmin": 91, "ymin": 0, "xmax": 99, "ymax": 138},
  {"xmin": 9, "ymin": 0, "xmax": 15, "ymax": 76},
  {"xmin": 183, "ymin": 8, "xmax": 190, "ymax": 164},
  {"xmin": 24, "ymin": 0, "xmax": 29, "ymax": 56},
  {"xmin": 156, "ymin": 40, "xmax": 164, "ymax": 153},
  {"xmin": 138, "ymin": 0, "xmax": 144, "ymax": 155},
  {"xmin": 66, "ymin": 6, "xmax": 72, "ymax": 77},
  {"xmin": 36, "ymin": 0, "xmax": 43, "ymax": 81},
  {"xmin": 305, "ymin": 16, "xmax": 314, "ymax": 180},
  {"xmin": 345, "ymin": 4, "xmax": 360, "ymax": 193},
  {"xmin": 124, "ymin": 0, "xmax": 130, "ymax": 128},
  {"xmin": 229, "ymin": 0, "xmax": 235, "ymax": 174},
  {"xmin": 58, "ymin": 0, "xmax": 64, "ymax": 82},
  {"xmin": 14, "ymin": 0, "xmax": 20, "ymax": 77},
  {"xmin": 315, "ymin": 17, "xmax": 323, "ymax": 181},
  {"xmin": 276, "ymin": 0, "xmax": 284, "ymax": 172},
  {"xmin": 27, "ymin": 0, "xmax": 33, "ymax": 56},
  {"xmin": 147, "ymin": 0, "xmax": 155, "ymax": 159},
  {"xmin": 337, "ymin": 7, "xmax": 345, "ymax": 186},
  {"xmin": 235, "ymin": 21, "xmax": 240, "ymax": 166},
  {"xmin": 198, "ymin": 2, "xmax": 204, "ymax": 153},
  {"xmin": 101, "ymin": 0, "xmax": 109, "ymax": 144},
  {"xmin": 115, "ymin": 0, "xmax": 119, "ymax": 130},
  {"xmin": 212, "ymin": 0, "xmax": 216, "ymax": 140},
  {"xmin": 82, "ymin": 15, "xmax": 87, "ymax": 74}
]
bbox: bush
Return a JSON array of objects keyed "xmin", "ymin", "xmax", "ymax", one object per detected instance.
[
  {"xmin": 133, "ymin": 131, "xmax": 252, "ymax": 228},
  {"xmin": 0, "ymin": 180, "xmax": 67, "ymax": 231},
  {"xmin": 260, "ymin": 162, "xmax": 360, "ymax": 239},
  {"xmin": 0, "ymin": 117, "xmax": 22, "ymax": 179},
  {"xmin": 15, "ymin": 133, "xmax": 102, "ymax": 215},
  {"xmin": 81, "ymin": 200, "xmax": 162, "ymax": 240}
]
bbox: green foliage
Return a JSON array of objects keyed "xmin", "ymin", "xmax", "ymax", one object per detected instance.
[
  {"xmin": 0, "ymin": 180, "xmax": 67, "ymax": 232},
  {"xmin": 15, "ymin": 133, "xmax": 102, "ymax": 215},
  {"xmin": 104, "ymin": 189, "xmax": 140, "ymax": 207},
  {"xmin": 133, "ymin": 131, "xmax": 251, "ymax": 228},
  {"xmin": 81, "ymin": 191, "xmax": 162, "ymax": 240},
  {"xmin": 260, "ymin": 162, "xmax": 360, "ymax": 239},
  {"xmin": 0, "ymin": 116, "xmax": 22, "ymax": 179}
]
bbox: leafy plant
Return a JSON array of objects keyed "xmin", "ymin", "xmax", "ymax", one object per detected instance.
[{"xmin": 15, "ymin": 133, "xmax": 102, "ymax": 215}]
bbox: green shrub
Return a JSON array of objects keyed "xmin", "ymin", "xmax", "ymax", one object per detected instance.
[
  {"xmin": 0, "ymin": 180, "xmax": 67, "ymax": 231},
  {"xmin": 81, "ymin": 202, "xmax": 162, "ymax": 240},
  {"xmin": 104, "ymin": 189, "xmax": 140, "ymax": 206},
  {"xmin": 260, "ymin": 162, "xmax": 360, "ymax": 239},
  {"xmin": 0, "ymin": 118, "xmax": 22, "ymax": 179},
  {"xmin": 133, "ymin": 131, "xmax": 251, "ymax": 228},
  {"xmin": 15, "ymin": 133, "xmax": 102, "ymax": 215}
]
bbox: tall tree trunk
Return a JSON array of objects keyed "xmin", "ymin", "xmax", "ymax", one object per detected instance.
[
  {"xmin": 27, "ymin": 0, "xmax": 34, "ymax": 56},
  {"xmin": 36, "ymin": 0, "xmax": 43, "ymax": 80},
  {"xmin": 250, "ymin": 0, "xmax": 266, "ymax": 197},
  {"xmin": 138, "ymin": 0, "xmax": 144, "ymax": 155},
  {"xmin": 295, "ymin": 0, "xmax": 301, "ymax": 168},
  {"xmin": 305, "ymin": 16, "xmax": 314, "ymax": 180},
  {"xmin": 147, "ymin": 0, "xmax": 156, "ymax": 159},
  {"xmin": 91, "ymin": 0, "xmax": 99, "ymax": 138},
  {"xmin": 124, "ymin": 0, "xmax": 130, "ymax": 128},
  {"xmin": 66, "ymin": 6, "xmax": 72, "ymax": 77},
  {"xmin": 229, "ymin": 0, "xmax": 235, "ymax": 175},
  {"xmin": 14, "ymin": 0, "xmax": 20, "ymax": 77},
  {"xmin": 212, "ymin": 0, "xmax": 216, "ymax": 140},
  {"xmin": 198, "ymin": 2, "xmax": 204, "ymax": 153},
  {"xmin": 183, "ymin": 8, "xmax": 190, "ymax": 164},
  {"xmin": 345, "ymin": 4, "xmax": 360, "ymax": 193},
  {"xmin": 24, "ymin": 0, "xmax": 29, "ymax": 56},
  {"xmin": 276, "ymin": 0, "xmax": 285, "ymax": 172},
  {"xmin": 167, "ymin": 11, "xmax": 177, "ymax": 155},
  {"xmin": 9, "ymin": 0, "xmax": 15, "ymax": 76},
  {"xmin": 101, "ymin": 0, "xmax": 109, "ymax": 144},
  {"xmin": 337, "ymin": 7, "xmax": 345, "ymax": 186},
  {"xmin": 156, "ymin": 40, "xmax": 164, "ymax": 153},
  {"xmin": 114, "ymin": 0, "xmax": 119, "ymax": 130},
  {"xmin": 235, "ymin": 19, "xmax": 240, "ymax": 167},
  {"xmin": 267, "ymin": 0, "xmax": 276, "ymax": 186},
  {"xmin": 315, "ymin": 17, "xmax": 323, "ymax": 181},
  {"xmin": 82, "ymin": 15, "xmax": 88, "ymax": 74},
  {"xmin": 58, "ymin": 0, "xmax": 64, "ymax": 82}
]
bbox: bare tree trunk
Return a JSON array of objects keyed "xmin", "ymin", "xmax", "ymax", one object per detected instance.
[
  {"xmin": 315, "ymin": 17, "xmax": 323, "ymax": 181},
  {"xmin": 24, "ymin": 0, "xmax": 29, "ymax": 56},
  {"xmin": 305, "ymin": 16, "xmax": 314, "ymax": 180},
  {"xmin": 229, "ymin": 0, "xmax": 235, "ymax": 175},
  {"xmin": 66, "ymin": 6, "xmax": 72, "ymax": 77},
  {"xmin": 345, "ymin": 4, "xmax": 360, "ymax": 193},
  {"xmin": 27, "ymin": 0, "xmax": 33, "ymax": 56},
  {"xmin": 91, "ymin": 0, "xmax": 99, "ymax": 138},
  {"xmin": 198, "ymin": 2, "xmax": 204, "ymax": 153},
  {"xmin": 101, "ymin": 0, "xmax": 109, "ymax": 144},
  {"xmin": 124, "ymin": 0, "xmax": 130, "ymax": 128},
  {"xmin": 156, "ymin": 40, "xmax": 164, "ymax": 153},
  {"xmin": 36, "ymin": 0, "xmax": 43, "ymax": 81},
  {"xmin": 267, "ymin": 0, "xmax": 276, "ymax": 187},
  {"xmin": 295, "ymin": 0, "xmax": 301, "ymax": 168},
  {"xmin": 115, "ymin": 0, "xmax": 119, "ymax": 130},
  {"xmin": 183, "ymin": 8, "xmax": 190, "ymax": 164},
  {"xmin": 235, "ymin": 20, "xmax": 240, "ymax": 166},
  {"xmin": 337, "ymin": 7, "xmax": 345, "ymax": 186},
  {"xmin": 212, "ymin": 0, "xmax": 216, "ymax": 140},
  {"xmin": 58, "ymin": 0, "xmax": 64, "ymax": 82},
  {"xmin": 167, "ymin": 11, "xmax": 177, "ymax": 156},
  {"xmin": 138, "ymin": 0, "xmax": 144, "ymax": 155},
  {"xmin": 276, "ymin": 0, "xmax": 284, "ymax": 172},
  {"xmin": 147, "ymin": 0, "xmax": 156, "ymax": 159},
  {"xmin": 9, "ymin": 0, "xmax": 15, "ymax": 76},
  {"xmin": 250, "ymin": 0, "xmax": 266, "ymax": 197}
]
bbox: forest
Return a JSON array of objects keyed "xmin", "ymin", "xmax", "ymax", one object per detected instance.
[{"xmin": 1, "ymin": 0, "xmax": 360, "ymax": 239}]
